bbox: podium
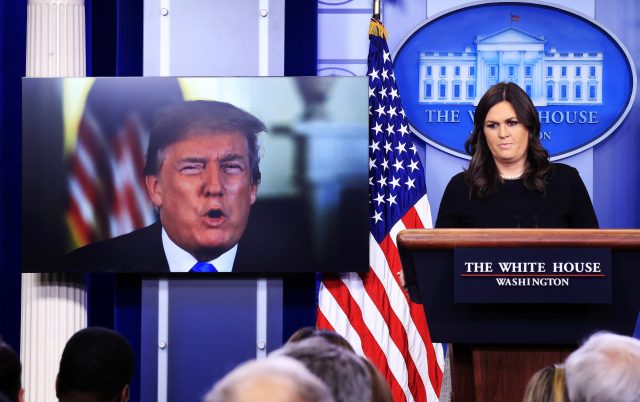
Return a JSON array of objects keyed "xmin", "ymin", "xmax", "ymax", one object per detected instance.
[{"xmin": 397, "ymin": 229, "xmax": 640, "ymax": 402}]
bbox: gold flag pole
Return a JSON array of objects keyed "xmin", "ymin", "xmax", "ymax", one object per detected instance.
[{"xmin": 373, "ymin": 0, "xmax": 381, "ymax": 21}]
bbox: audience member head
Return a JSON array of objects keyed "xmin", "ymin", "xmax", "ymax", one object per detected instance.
[
  {"xmin": 564, "ymin": 332, "xmax": 640, "ymax": 402},
  {"xmin": 287, "ymin": 327, "xmax": 355, "ymax": 353},
  {"xmin": 360, "ymin": 357, "xmax": 393, "ymax": 402},
  {"xmin": 0, "ymin": 392, "xmax": 14, "ymax": 402},
  {"xmin": 272, "ymin": 337, "xmax": 371, "ymax": 402},
  {"xmin": 522, "ymin": 364, "xmax": 567, "ymax": 402},
  {"xmin": 0, "ymin": 340, "xmax": 23, "ymax": 402},
  {"xmin": 203, "ymin": 356, "xmax": 334, "ymax": 402},
  {"xmin": 56, "ymin": 327, "xmax": 134, "ymax": 402}
]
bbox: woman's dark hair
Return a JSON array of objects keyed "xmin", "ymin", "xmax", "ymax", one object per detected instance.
[{"xmin": 464, "ymin": 82, "xmax": 550, "ymax": 198}]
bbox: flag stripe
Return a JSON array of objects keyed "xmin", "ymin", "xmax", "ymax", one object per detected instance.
[
  {"xmin": 355, "ymin": 273, "xmax": 415, "ymax": 402},
  {"xmin": 369, "ymin": 244, "xmax": 426, "ymax": 401},
  {"xmin": 319, "ymin": 275, "xmax": 409, "ymax": 402},
  {"xmin": 389, "ymin": 216, "xmax": 445, "ymax": 389},
  {"xmin": 382, "ymin": 226, "xmax": 443, "ymax": 395},
  {"xmin": 66, "ymin": 104, "xmax": 156, "ymax": 249},
  {"xmin": 373, "ymin": 231, "xmax": 440, "ymax": 400},
  {"xmin": 363, "ymin": 255, "xmax": 428, "ymax": 402},
  {"xmin": 318, "ymin": 18, "xmax": 443, "ymax": 402},
  {"xmin": 317, "ymin": 281, "xmax": 365, "ymax": 356}
]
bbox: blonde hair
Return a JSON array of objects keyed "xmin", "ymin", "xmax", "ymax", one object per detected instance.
[{"xmin": 522, "ymin": 365, "xmax": 568, "ymax": 402}]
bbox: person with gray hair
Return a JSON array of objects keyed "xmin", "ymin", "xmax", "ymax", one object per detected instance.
[
  {"xmin": 564, "ymin": 332, "xmax": 640, "ymax": 402},
  {"xmin": 272, "ymin": 336, "xmax": 372, "ymax": 402},
  {"xmin": 203, "ymin": 356, "xmax": 334, "ymax": 402}
]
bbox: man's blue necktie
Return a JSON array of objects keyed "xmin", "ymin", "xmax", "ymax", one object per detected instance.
[{"xmin": 190, "ymin": 261, "xmax": 218, "ymax": 272}]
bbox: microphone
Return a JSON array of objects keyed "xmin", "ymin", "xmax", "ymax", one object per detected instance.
[
  {"xmin": 532, "ymin": 213, "xmax": 540, "ymax": 228},
  {"xmin": 515, "ymin": 214, "xmax": 522, "ymax": 228}
]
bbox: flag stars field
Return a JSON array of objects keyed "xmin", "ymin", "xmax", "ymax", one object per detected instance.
[{"xmin": 319, "ymin": 18, "xmax": 444, "ymax": 402}]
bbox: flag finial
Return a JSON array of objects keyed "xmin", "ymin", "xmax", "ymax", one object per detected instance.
[{"xmin": 373, "ymin": 0, "xmax": 381, "ymax": 21}]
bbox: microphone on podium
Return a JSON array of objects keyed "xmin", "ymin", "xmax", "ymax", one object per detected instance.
[
  {"xmin": 533, "ymin": 213, "xmax": 540, "ymax": 228},
  {"xmin": 515, "ymin": 214, "xmax": 522, "ymax": 228}
]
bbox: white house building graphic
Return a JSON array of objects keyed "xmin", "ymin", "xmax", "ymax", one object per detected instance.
[{"xmin": 418, "ymin": 27, "xmax": 603, "ymax": 106}]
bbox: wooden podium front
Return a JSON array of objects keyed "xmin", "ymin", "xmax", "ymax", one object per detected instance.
[{"xmin": 397, "ymin": 229, "xmax": 640, "ymax": 402}]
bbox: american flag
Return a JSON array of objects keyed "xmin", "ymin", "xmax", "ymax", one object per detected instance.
[
  {"xmin": 317, "ymin": 19, "xmax": 444, "ymax": 402},
  {"xmin": 65, "ymin": 98, "xmax": 156, "ymax": 248}
]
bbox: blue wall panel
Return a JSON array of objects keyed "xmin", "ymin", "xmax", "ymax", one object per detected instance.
[
  {"xmin": 141, "ymin": 279, "xmax": 160, "ymax": 402},
  {"xmin": 167, "ymin": 279, "xmax": 260, "ymax": 402}
]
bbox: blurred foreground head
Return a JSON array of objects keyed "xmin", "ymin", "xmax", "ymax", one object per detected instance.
[
  {"xmin": 564, "ymin": 332, "xmax": 640, "ymax": 402},
  {"xmin": 204, "ymin": 356, "xmax": 334, "ymax": 402},
  {"xmin": 522, "ymin": 364, "xmax": 567, "ymax": 402},
  {"xmin": 272, "ymin": 337, "xmax": 371, "ymax": 402},
  {"xmin": 0, "ymin": 340, "xmax": 23, "ymax": 402},
  {"xmin": 56, "ymin": 327, "xmax": 134, "ymax": 402},
  {"xmin": 287, "ymin": 327, "xmax": 355, "ymax": 353}
]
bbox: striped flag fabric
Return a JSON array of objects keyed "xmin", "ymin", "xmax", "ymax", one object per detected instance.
[
  {"xmin": 66, "ymin": 104, "xmax": 156, "ymax": 248},
  {"xmin": 317, "ymin": 19, "xmax": 444, "ymax": 402},
  {"xmin": 64, "ymin": 79, "xmax": 183, "ymax": 250}
]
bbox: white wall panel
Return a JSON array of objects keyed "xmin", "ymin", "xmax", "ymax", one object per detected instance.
[
  {"xmin": 23, "ymin": 2, "xmax": 88, "ymax": 401},
  {"xmin": 144, "ymin": 0, "xmax": 284, "ymax": 76}
]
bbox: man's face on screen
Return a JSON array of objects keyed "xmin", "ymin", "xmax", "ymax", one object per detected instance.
[{"xmin": 146, "ymin": 131, "xmax": 257, "ymax": 261}]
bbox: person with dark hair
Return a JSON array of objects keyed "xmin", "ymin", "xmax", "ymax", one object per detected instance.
[
  {"xmin": 56, "ymin": 327, "xmax": 134, "ymax": 402},
  {"xmin": 272, "ymin": 337, "xmax": 372, "ymax": 402},
  {"xmin": 0, "ymin": 340, "xmax": 23, "ymax": 402},
  {"xmin": 62, "ymin": 100, "xmax": 266, "ymax": 272},
  {"xmin": 0, "ymin": 392, "xmax": 13, "ymax": 402},
  {"xmin": 436, "ymin": 82, "xmax": 598, "ymax": 228}
]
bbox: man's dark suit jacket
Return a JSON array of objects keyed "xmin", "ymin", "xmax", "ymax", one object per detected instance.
[{"xmin": 60, "ymin": 222, "xmax": 258, "ymax": 273}]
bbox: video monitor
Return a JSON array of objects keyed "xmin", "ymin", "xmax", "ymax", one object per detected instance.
[{"xmin": 22, "ymin": 76, "xmax": 368, "ymax": 273}]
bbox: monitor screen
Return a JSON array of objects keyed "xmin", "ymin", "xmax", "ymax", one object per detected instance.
[{"xmin": 22, "ymin": 76, "xmax": 369, "ymax": 273}]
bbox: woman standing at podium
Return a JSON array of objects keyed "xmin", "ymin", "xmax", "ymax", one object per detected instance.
[{"xmin": 436, "ymin": 82, "xmax": 599, "ymax": 229}]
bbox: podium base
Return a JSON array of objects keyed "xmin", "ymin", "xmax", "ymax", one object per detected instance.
[{"xmin": 450, "ymin": 344, "xmax": 574, "ymax": 402}]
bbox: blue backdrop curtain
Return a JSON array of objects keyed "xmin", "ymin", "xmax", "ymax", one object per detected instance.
[
  {"xmin": 0, "ymin": 0, "xmax": 27, "ymax": 352},
  {"xmin": 85, "ymin": 3, "xmax": 145, "ymax": 401}
]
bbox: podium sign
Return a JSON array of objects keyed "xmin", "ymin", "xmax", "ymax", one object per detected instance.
[
  {"xmin": 398, "ymin": 229, "xmax": 640, "ymax": 402},
  {"xmin": 397, "ymin": 229, "xmax": 640, "ymax": 344},
  {"xmin": 454, "ymin": 248, "xmax": 611, "ymax": 304}
]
